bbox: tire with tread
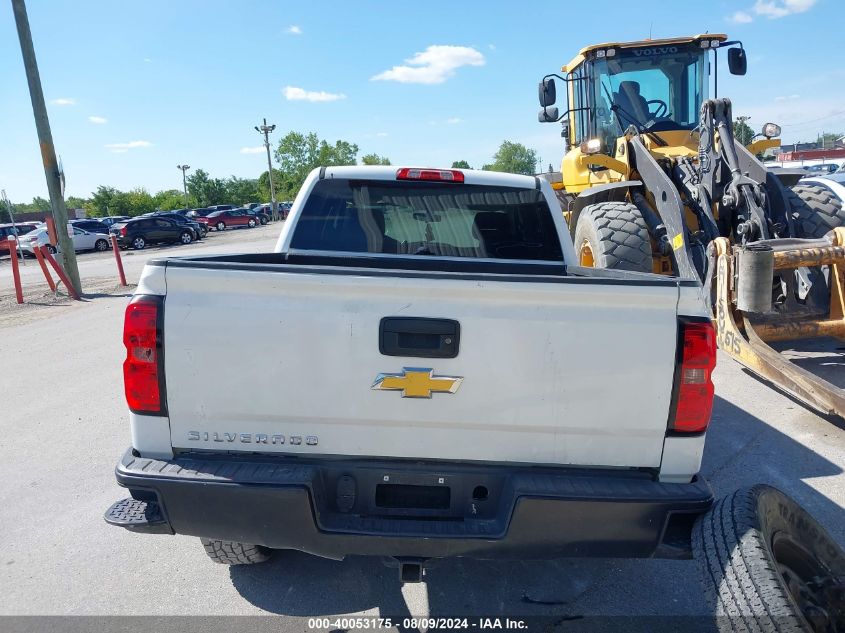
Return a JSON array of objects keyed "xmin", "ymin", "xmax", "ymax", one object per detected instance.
[
  {"xmin": 787, "ymin": 184, "xmax": 845, "ymax": 239},
  {"xmin": 200, "ymin": 538, "xmax": 271, "ymax": 565},
  {"xmin": 573, "ymin": 201, "xmax": 652, "ymax": 272},
  {"xmin": 693, "ymin": 485, "xmax": 845, "ymax": 633},
  {"xmin": 95, "ymin": 239, "xmax": 109, "ymax": 252}
]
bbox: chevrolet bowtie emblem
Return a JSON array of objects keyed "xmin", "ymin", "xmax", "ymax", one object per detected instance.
[{"xmin": 371, "ymin": 368, "xmax": 463, "ymax": 399}]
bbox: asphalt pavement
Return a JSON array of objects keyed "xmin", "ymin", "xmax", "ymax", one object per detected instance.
[{"xmin": 0, "ymin": 226, "xmax": 843, "ymax": 627}]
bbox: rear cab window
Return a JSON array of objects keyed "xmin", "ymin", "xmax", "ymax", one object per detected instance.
[{"xmin": 289, "ymin": 179, "xmax": 564, "ymax": 262}]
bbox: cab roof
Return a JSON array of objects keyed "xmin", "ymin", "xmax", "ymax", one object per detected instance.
[{"xmin": 563, "ymin": 34, "xmax": 727, "ymax": 73}]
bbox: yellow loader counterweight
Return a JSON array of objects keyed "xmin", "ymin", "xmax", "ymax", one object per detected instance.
[{"xmin": 537, "ymin": 34, "xmax": 845, "ymax": 418}]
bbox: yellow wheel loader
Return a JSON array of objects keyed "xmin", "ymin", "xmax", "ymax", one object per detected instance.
[{"xmin": 537, "ymin": 34, "xmax": 845, "ymax": 418}]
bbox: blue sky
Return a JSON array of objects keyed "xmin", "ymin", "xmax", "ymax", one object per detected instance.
[{"xmin": 1, "ymin": 0, "xmax": 842, "ymax": 201}]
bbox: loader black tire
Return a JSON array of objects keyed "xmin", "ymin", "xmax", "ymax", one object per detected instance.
[
  {"xmin": 693, "ymin": 485, "xmax": 845, "ymax": 633},
  {"xmin": 787, "ymin": 184, "xmax": 845, "ymax": 239},
  {"xmin": 200, "ymin": 538, "xmax": 271, "ymax": 565},
  {"xmin": 573, "ymin": 201, "xmax": 652, "ymax": 272}
]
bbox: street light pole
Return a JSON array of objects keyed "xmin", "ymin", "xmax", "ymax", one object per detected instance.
[
  {"xmin": 177, "ymin": 164, "xmax": 190, "ymax": 209},
  {"xmin": 12, "ymin": 0, "xmax": 81, "ymax": 295},
  {"xmin": 255, "ymin": 118, "xmax": 278, "ymax": 221}
]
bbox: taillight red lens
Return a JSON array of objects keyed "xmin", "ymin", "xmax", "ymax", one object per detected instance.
[
  {"xmin": 672, "ymin": 321, "xmax": 716, "ymax": 433},
  {"xmin": 120, "ymin": 226, "xmax": 127, "ymax": 236},
  {"xmin": 123, "ymin": 297, "xmax": 163, "ymax": 414},
  {"xmin": 396, "ymin": 168, "xmax": 465, "ymax": 183}
]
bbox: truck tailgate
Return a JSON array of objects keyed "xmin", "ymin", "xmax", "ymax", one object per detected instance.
[{"xmin": 162, "ymin": 265, "xmax": 680, "ymax": 468}]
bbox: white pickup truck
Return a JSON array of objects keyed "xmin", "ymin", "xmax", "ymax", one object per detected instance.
[{"xmin": 105, "ymin": 166, "xmax": 845, "ymax": 621}]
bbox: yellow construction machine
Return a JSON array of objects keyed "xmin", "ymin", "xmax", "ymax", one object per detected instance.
[{"xmin": 537, "ymin": 34, "xmax": 845, "ymax": 418}]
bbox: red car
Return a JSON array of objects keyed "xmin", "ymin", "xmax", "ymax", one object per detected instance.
[{"xmin": 196, "ymin": 209, "xmax": 258, "ymax": 231}]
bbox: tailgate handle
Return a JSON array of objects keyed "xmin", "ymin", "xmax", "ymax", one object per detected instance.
[{"xmin": 379, "ymin": 317, "xmax": 460, "ymax": 359}]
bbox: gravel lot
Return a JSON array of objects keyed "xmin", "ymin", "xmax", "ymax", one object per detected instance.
[{"xmin": 0, "ymin": 223, "xmax": 843, "ymax": 629}]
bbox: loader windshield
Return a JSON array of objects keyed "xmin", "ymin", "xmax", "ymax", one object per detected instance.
[{"xmin": 590, "ymin": 47, "xmax": 707, "ymax": 142}]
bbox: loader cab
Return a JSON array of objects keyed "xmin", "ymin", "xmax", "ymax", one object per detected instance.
[{"xmin": 539, "ymin": 35, "xmax": 742, "ymax": 160}]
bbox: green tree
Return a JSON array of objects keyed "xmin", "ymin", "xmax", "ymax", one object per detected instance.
[
  {"xmin": 484, "ymin": 141, "xmax": 538, "ymax": 175},
  {"xmin": 186, "ymin": 169, "xmax": 227, "ymax": 207},
  {"xmin": 154, "ymin": 189, "xmax": 191, "ymax": 211},
  {"xmin": 362, "ymin": 153, "xmax": 391, "ymax": 166},
  {"xmin": 275, "ymin": 132, "xmax": 359, "ymax": 198},
  {"xmin": 89, "ymin": 186, "xmax": 120, "ymax": 216},
  {"xmin": 451, "ymin": 160, "xmax": 471, "ymax": 169},
  {"xmin": 819, "ymin": 132, "xmax": 844, "ymax": 149},
  {"xmin": 733, "ymin": 119, "xmax": 754, "ymax": 146},
  {"xmin": 224, "ymin": 176, "xmax": 260, "ymax": 205}
]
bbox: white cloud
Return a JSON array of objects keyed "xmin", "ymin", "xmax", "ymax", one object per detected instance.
[
  {"xmin": 240, "ymin": 146, "xmax": 265, "ymax": 154},
  {"xmin": 143, "ymin": 58, "xmax": 152, "ymax": 63},
  {"xmin": 376, "ymin": 132, "xmax": 388, "ymax": 137},
  {"xmin": 50, "ymin": 98, "xmax": 76, "ymax": 106},
  {"xmin": 754, "ymin": 0, "xmax": 816, "ymax": 18},
  {"xmin": 286, "ymin": 25, "xmax": 302, "ymax": 35},
  {"xmin": 88, "ymin": 116, "xmax": 108, "ymax": 124},
  {"xmin": 446, "ymin": 117, "xmax": 463, "ymax": 124},
  {"xmin": 728, "ymin": 10, "xmax": 754, "ymax": 23},
  {"xmin": 283, "ymin": 86, "xmax": 346, "ymax": 102},
  {"xmin": 371, "ymin": 45, "xmax": 485, "ymax": 85},
  {"xmin": 105, "ymin": 140, "xmax": 152, "ymax": 153},
  {"xmin": 775, "ymin": 94, "xmax": 800, "ymax": 101}
]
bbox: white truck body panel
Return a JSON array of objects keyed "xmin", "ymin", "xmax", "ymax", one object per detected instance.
[{"xmin": 162, "ymin": 265, "xmax": 680, "ymax": 467}]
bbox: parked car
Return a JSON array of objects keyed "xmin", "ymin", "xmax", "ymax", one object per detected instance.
[
  {"xmin": 20, "ymin": 225, "xmax": 111, "ymax": 255},
  {"xmin": 70, "ymin": 219, "xmax": 110, "ymax": 234},
  {"xmin": 802, "ymin": 163, "xmax": 840, "ymax": 177},
  {"xmin": 98, "ymin": 216, "xmax": 131, "ymax": 228},
  {"xmin": 0, "ymin": 223, "xmax": 29, "ymax": 241},
  {"xmin": 188, "ymin": 208, "xmax": 213, "ymax": 218},
  {"xmin": 152, "ymin": 212, "xmax": 207, "ymax": 238},
  {"xmin": 255, "ymin": 202, "xmax": 291, "ymax": 220},
  {"xmin": 110, "ymin": 216, "xmax": 197, "ymax": 250},
  {"xmin": 206, "ymin": 204, "xmax": 235, "ymax": 212},
  {"xmin": 241, "ymin": 207, "xmax": 270, "ymax": 225},
  {"xmin": 196, "ymin": 209, "xmax": 257, "ymax": 231}
]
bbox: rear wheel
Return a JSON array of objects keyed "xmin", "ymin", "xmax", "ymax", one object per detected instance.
[
  {"xmin": 179, "ymin": 231, "xmax": 193, "ymax": 245},
  {"xmin": 247, "ymin": 218, "xmax": 257, "ymax": 228},
  {"xmin": 46, "ymin": 244, "xmax": 57, "ymax": 254},
  {"xmin": 132, "ymin": 236, "xmax": 146, "ymax": 250},
  {"xmin": 572, "ymin": 201, "xmax": 653, "ymax": 272},
  {"xmin": 787, "ymin": 184, "xmax": 845, "ymax": 239},
  {"xmin": 95, "ymin": 238, "xmax": 109, "ymax": 252},
  {"xmin": 694, "ymin": 485, "xmax": 845, "ymax": 633},
  {"xmin": 259, "ymin": 216, "xmax": 268, "ymax": 225},
  {"xmin": 200, "ymin": 538, "xmax": 271, "ymax": 565},
  {"xmin": 216, "ymin": 221, "xmax": 225, "ymax": 232}
]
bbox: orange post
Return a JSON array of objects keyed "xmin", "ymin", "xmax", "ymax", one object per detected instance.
[
  {"xmin": 33, "ymin": 243, "xmax": 56, "ymax": 292},
  {"xmin": 7, "ymin": 236, "xmax": 23, "ymax": 304},
  {"xmin": 110, "ymin": 235, "xmax": 127, "ymax": 286},
  {"xmin": 41, "ymin": 245, "xmax": 81, "ymax": 300}
]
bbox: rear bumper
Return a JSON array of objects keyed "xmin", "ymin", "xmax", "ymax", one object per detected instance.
[{"xmin": 108, "ymin": 449, "xmax": 713, "ymax": 561}]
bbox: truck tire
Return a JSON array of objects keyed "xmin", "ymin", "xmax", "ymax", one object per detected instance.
[
  {"xmin": 573, "ymin": 201, "xmax": 652, "ymax": 272},
  {"xmin": 200, "ymin": 538, "xmax": 271, "ymax": 565},
  {"xmin": 693, "ymin": 485, "xmax": 845, "ymax": 633},
  {"xmin": 787, "ymin": 184, "xmax": 845, "ymax": 239}
]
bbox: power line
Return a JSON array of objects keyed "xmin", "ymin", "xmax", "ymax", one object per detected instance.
[{"xmin": 781, "ymin": 109, "xmax": 845, "ymax": 127}]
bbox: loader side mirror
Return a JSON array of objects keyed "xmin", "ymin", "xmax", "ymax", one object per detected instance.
[
  {"xmin": 728, "ymin": 48, "xmax": 747, "ymax": 76},
  {"xmin": 539, "ymin": 78, "xmax": 556, "ymax": 107},
  {"xmin": 538, "ymin": 106, "xmax": 559, "ymax": 123}
]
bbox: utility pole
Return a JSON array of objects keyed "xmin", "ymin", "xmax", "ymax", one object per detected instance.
[
  {"xmin": 2, "ymin": 189, "xmax": 25, "ymax": 262},
  {"xmin": 177, "ymin": 164, "xmax": 191, "ymax": 209},
  {"xmin": 255, "ymin": 118, "xmax": 278, "ymax": 221},
  {"xmin": 12, "ymin": 0, "xmax": 81, "ymax": 295}
]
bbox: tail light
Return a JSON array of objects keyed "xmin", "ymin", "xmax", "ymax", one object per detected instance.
[
  {"xmin": 120, "ymin": 226, "xmax": 127, "ymax": 237},
  {"xmin": 670, "ymin": 320, "xmax": 716, "ymax": 433},
  {"xmin": 123, "ymin": 296, "xmax": 166, "ymax": 415},
  {"xmin": 396, "ymin": 168, "xmax": 465, "ymax": 183}
]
